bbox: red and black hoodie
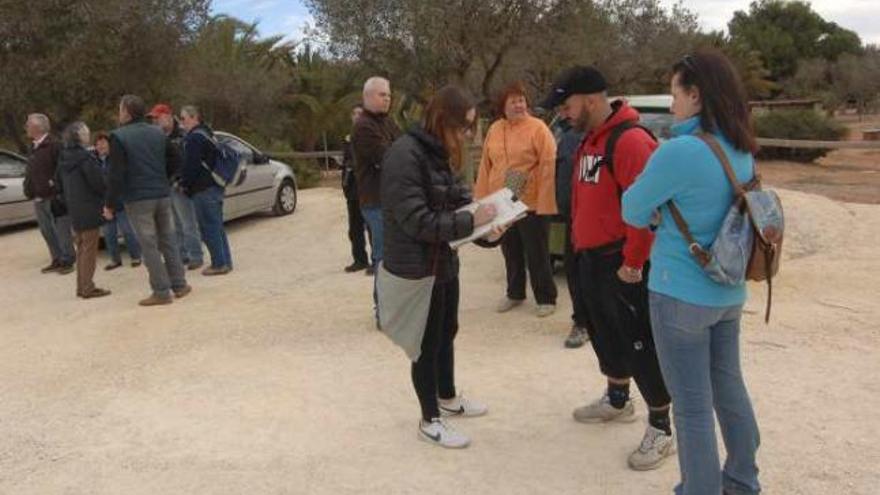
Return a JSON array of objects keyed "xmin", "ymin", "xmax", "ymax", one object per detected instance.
[{"xmin": 571, "ymin": 100, "xmax": 658, "ymax": 269}]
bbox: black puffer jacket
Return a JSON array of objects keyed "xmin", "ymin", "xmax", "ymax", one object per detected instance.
[
  {"xmin": 57, "ymin": 145, "xmax": 106, "ymax": 232},
  {"xmin": 381, "ymin": 127, "xmax": 475, "ymax": 282}
]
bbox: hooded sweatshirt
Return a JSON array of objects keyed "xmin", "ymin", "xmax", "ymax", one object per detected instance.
[{"xmin": 571, "ymin": 100, "xmax": 657, "ymax": 269}]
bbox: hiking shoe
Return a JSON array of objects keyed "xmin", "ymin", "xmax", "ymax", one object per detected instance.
[
  {"xmin": 202, "ymin": 266, "xmax": 231, "ymax": 276},
  {"xmin": 573, "ymin": 395, "xmax": 637, "ymax": 424},
  {"xmin": 186, "ymin": 260, "xmax": 202, "ymax": 270},
  {"xmin": 345, "ymin": 261, "xmax": 369, "ymax": 273},
  {"xmin": 173, "ymin": 285, "xmax": 192, "ymax": 299},
  {"xmin": 57, "ymin": 263, "xmax": 75, "ymax": 275},
  {"xmin": 628, "ymin": 426, "xmax": 676, "ymax": 471},
  {"xmin": 138, "ymin": 294, "xmax": 173, "ymax": 306},
  {"xmin": 82, "ymin": 288, "xmax": 112, "ymax": 299},
  {"xmin": 41, "ymin": 260, "xmax": 62, "ymax": 273},
  {"xmin": 564, "ymin": 325, "xmax": 590, "ymax": 349},
  {"xmin": 536, "ymin": 304, "xmax": 556, "ymax": 318},
  {"xmin": 439, "ymin": 394, "xmax": 488, "ymax": 418},
  {"xmin": 496, "ymin": 297, "xmax": 524, "ymax": 313},
  {"xmin": 418, "ymin": 418, "xmax": 470, "ymax": 449},
  {"xmin": 105, "ymin": 261, "xmax": 123, "ymax": 271}
]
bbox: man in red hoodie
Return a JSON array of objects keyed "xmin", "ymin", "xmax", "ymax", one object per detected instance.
[{"xmin": 541, "ymin": 66, "xmax": 674, "ymax": 471}]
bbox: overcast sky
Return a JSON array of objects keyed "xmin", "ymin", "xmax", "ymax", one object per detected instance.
[{"xmin": 213, "ymin": 0, "xmax": 880, "ymax": 45}]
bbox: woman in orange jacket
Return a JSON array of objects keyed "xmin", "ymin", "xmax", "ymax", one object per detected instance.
[{"xmin": 475, "ymin": 81, "xmax": 558, "ymax": 317}]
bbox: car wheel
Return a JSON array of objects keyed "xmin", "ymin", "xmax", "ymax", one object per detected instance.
[{"xmin": 273, "ymin": 179, "xmax": 297, "ymax": 216}]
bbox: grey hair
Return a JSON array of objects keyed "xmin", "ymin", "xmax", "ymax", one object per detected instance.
[
  {"xmin": 27, "ymin": 113, "xmax": 51, "ymax": 133},
  {"xmin": 62, "ymin": 121, "xmax": 90, "ymax": 147},
  {"xmin": 180, "ymin": 105, "xmax": 202, "ymax": 122},
  {"xmin": 363, "ymin": 77, "xmax": 390, "ymax": 97}
]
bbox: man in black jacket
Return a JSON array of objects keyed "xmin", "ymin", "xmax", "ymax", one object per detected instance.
[
  {"xmin": 179, "ymin": 105, "xmax": 233, "ymax": 277},
  {"xmin": 23, "ymin": 113, "xmax": 75, "ymax": 274},
  {"xmin": 352, "ymin": 77, "xmax": 401, "ymax": 323},
  {"xmin": 106, "ymin": 95, "xmax": 190, "ymax": 306},
  {"xmin": 342, "ymin": 104, "xmax": 370, "ymax": 273}
]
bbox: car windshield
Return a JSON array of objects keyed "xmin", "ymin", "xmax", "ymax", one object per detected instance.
[
  {"xmin": 638, "ymin": 112, "xmax": 675, "ymax": 141},
  {"xmin": 0, "ymin": 154, "xmax": 26, "ymax": 178}
]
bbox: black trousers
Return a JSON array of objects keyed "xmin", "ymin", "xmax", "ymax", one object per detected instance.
[
  {"xmin": 346, "ymin": 198, "xmax": 370, "ymax": 265},
  {"xmin": 564, "ymin": 219, "xmax": 591, "ymax": 328},
  {"xmin": 577, "ymin": 249, "xmax": 671, "ymax": 408},
  {"xmin": 412, "ymin": 277, "xmax": 459, "ymax": 421},
  {"xmin": 500, "ymin": 213, "xmax": 557, "ymax": 305}
]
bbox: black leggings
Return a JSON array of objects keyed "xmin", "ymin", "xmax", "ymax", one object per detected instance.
[
  {"xmin": 577, "ymin": 250, "xmax": 671, "ymax": 408},
  {"xmin": 500, "ymin": 213, "xmax": 557, "ymax": 305},
  {"xmin": 412, "ymin": 277, "xmax": 460, "ymax": 421}
]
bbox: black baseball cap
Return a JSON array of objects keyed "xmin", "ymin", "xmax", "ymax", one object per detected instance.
[{"xmin": 539, "ymin": 65, "xmax": 608, "ymax": 110}]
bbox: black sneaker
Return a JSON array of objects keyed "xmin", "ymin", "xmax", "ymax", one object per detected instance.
[
  {"xmin": 131, "ymin": 259, "xmax": 143, "ymax": 268},
  {"xmin": 345, "ymin": 261, "xmax": 369, "ymax": 273},
  {"xmin": 41, "ymin": 260, "xmax": 62, "ymax": 273},
  {"xmin": 57, "ymin": 263, "xmax": 75, "ymax": 275},
  {"xmin": 105, "ymin": 261, "xmax": 123, "ymax": 271}
]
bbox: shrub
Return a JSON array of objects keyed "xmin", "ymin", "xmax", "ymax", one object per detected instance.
[
  {"xmin": 754, "ymin": 109, "xmax": 846, "ymax": 162},
  {"xmin": 270, "ymin": 153, "xmax": 322, "ymax": 189}
]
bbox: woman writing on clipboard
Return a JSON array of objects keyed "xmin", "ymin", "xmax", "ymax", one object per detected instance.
[{"xmin": 381, "ymin": 86, "xmax": 504, "ymax": 448}]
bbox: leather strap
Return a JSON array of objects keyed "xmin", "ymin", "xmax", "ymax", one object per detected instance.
[
  {"xmin": 666, "ymin": 133, "xmax": 743, "ymax": 267},
  {"xmin": 667, "ymin": 201, "xmax": 711, "ymax": 266}
]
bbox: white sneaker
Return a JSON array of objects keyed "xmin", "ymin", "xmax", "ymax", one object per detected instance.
[
  {"xmin": 536, "ymin": 304, "xmax": 556, "ymax": 318},
  {"xmin": 628, "ymin": 425, "xmax": 676, "ymax": 471},
  {"xmin": 439, "ymin": 394, "xmax": 488, "ymax": 417},
  {"xmin": 496, "ymin": 297, "xmax": 524, "ymax": 313},
  {"xmin": 418, "ymin": 418, "xmax": 470, "ymax": 449},
  {"xmin": 573, "ymin": 394, "xmax": 638, "ymax": 424}
]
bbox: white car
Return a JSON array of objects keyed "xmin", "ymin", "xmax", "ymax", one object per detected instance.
[
  {"xmin": 0, "ymin": 133, "xmax": 297, "ymax": 229},
  {"xmin": 0, "ymin": 149, "xmax": 35, "ymax": 228},
  {"xmin": 619, "ymin": 94, "xmax": 674, "ymax": 141},
  {"xmin": 213, "ymin": 131, "xmax": 298, "ymax": 219}
]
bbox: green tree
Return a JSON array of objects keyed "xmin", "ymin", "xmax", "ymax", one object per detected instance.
[
  {"xmin": 177, "ymin": 15, "xmax": 295, "ymax": 143},
  {"xmin": 283, "ymin": 45, "xmax": 362, "ymax": 151},
  {"xmin": 0, "ymin": 0, "xmax": 209, "ymax": 152},
  {"xmin": 729, "ymin": 0, "xmax": 863, "ymax": 83}
]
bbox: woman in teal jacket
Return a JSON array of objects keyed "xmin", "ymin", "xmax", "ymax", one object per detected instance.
[{"xmin": 622, "ymin": 50, "xmax": 762, "ymax": 495}]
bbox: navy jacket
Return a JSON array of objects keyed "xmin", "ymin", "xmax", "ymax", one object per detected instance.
[{"xmin": 181, "ymin": 123, "xmax": 219, "ymax": 196}]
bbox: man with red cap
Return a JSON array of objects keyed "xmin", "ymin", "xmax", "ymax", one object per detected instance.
[
  {"xmin": 541, "ymin": 66, "xmax": 674, "ymax": 471},
  {"xmin": 148, "ymin": 103, "xmax": 204, "ymax": 271}
]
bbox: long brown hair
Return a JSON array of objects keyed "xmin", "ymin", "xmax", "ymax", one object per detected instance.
[
  {"xmin": 423, "ymin": 85, "xmax": 476, "ymax": 171},
  {"xmin": 672, "ymin": 49, "xmax": 758, "ymax": 154}
]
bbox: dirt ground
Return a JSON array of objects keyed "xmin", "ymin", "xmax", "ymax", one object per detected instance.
[{"xmin": 1, "ymin": 181, "xmax": 879, "ymax": 494}]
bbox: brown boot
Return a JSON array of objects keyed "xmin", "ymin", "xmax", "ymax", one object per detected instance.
[
  {"xmin": 82, "ymin": 288, "xmax": 112, "ymax": 299},
  {"xmin": 202, "ymin": 266, "xmax": 231, "ymax": 276},
  {"xmin": 139, "ymin": 294, "xmax": 173, "ymax": 306},
  {"xmin": 173, "ymin": 285, "xmax": 192, "ymax": 299}
]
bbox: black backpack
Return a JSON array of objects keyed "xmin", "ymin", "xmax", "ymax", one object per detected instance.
[{"xmin": 600, "ymin": 121, "xmax": 657, "ymax": 194}]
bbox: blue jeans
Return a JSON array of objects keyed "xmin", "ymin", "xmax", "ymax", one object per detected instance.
[
  {"xmin": 649, "ymin": 292, "xmax": 761, "ymax": 495},
  {"xmin": 34, "ymin": 200, "xmax": 75, "ymax": 265},
  {"xmin": 171, "ymin": 188, "xmax": 204, "ymax": 264},
  {"xmin": 103, "ymin": 209, "xmax": 142, "ymax": 263},
  {"xmin": 192, "ymin": 186, "xmax": 232, "ymax": 269},
  {"xmin": 361, "ymin": 206, "xmax": 383, "ymax": 318}
]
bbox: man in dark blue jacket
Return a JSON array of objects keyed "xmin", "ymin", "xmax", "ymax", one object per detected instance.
[
  {"xmin": 553, "ymin": 120, "xmax": 591, "ymax": 349},
  {"xmin": 179, "ymin": 105, "xmax": 233, "ymax": 276},
  {"xmin": 106, "ymin": 95, "xmax": 190, "ymax": 306}
]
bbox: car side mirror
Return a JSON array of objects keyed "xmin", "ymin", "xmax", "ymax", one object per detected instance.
[{"xmin": 253, "ymin": 152, "xmax": 270, "ymax": 165}]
